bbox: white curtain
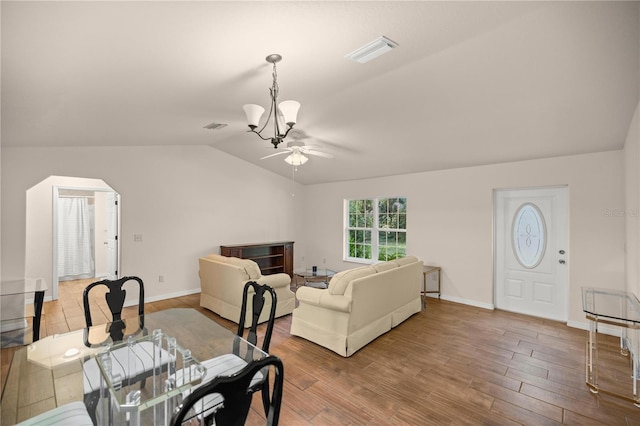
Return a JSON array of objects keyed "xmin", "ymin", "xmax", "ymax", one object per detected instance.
[{"xmin": 58, "ymin": 197, "xmax": 95, "ymax": 280}]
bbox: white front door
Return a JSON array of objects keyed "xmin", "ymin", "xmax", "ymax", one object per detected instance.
[{"xmin": 494, "ymin": 187, "xmax": 569, "ymax": 321}]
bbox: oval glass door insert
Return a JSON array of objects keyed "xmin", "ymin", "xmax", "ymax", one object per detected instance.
[{"xmin": 512, "ymin": 203, "xmax": 546, "ymax": 268}]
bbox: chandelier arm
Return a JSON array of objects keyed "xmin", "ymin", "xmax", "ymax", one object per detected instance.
[{"xmin": 246, "ymin": 128, "xmax": 273, "ymax": 141}]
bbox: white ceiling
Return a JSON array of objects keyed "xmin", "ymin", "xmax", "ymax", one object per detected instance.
[{"xmin": 2, "ymin": 1, "xmax": 638, "ymax": 184}]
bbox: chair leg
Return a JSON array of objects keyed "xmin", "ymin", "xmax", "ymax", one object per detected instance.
[
  {"xmin": 84, "ymin": 392, "xmax": 99, "ymax": 426},
  {"xmin": 261, "ymin": 373, "xmax": 271, "ymax": 418}
]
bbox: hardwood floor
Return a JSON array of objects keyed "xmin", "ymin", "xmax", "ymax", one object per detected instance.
[{"xmin": 2, "ymin": 280, "xmax": 639, "ymax": 425}]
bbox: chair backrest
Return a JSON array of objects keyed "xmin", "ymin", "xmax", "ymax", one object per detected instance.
[
  {"xmin": 83, "ymin": 276, "xmax": 145, "ymax": 328},
  {"xmin": 237, "ymin": 281, "xmax": 277, "ymax": 353},
  {"xmin": 170, "ymin": 355, "xmax": 284, "ymax": 426}
]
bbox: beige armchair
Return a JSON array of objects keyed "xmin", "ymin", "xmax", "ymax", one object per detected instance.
[{"xmin": 199, "ymin": 254, "xmax": 295, "ymax": 325}]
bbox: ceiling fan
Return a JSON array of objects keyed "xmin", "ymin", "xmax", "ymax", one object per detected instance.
[{"xmin": 260, "ymin": 131, "xmax": 333, "ymax": 165}]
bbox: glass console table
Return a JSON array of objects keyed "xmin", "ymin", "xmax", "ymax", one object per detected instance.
[
  {"xmin": 582, "ymin": 287, "xmax": 640, "ymax": 408},
  {"xmin": 0, "ymin": 278, "xmax": 47, "ymax": 343}
]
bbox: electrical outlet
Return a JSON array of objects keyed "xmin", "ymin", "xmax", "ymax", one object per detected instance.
[
  {"xmin": 134, "ymin": 234, "xmax": 143, "ymax": 242},
  {"xmin": 159, "ymin": 275, "xmax": 164, "ymax": 283}
]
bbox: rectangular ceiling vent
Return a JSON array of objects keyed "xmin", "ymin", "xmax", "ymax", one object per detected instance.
[
  {"xmin": 203, "ymin": 122, "xmax": 228, "ymax": 130},
  {"xmin": 345, "ymin": 36, "xmax": 398, "ymax": 64}
]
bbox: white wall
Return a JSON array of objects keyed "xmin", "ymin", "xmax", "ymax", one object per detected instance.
[
  {"xmin": 1, "ymin": 145, "xmax": 304, "ymax": 301},
  {"xmin": 302, "ymin": 151, "xmax": 625, "ymax": 326},
  {"xmin": 624, "ymin": 102, "xmax": 640, "ymax": 298}
]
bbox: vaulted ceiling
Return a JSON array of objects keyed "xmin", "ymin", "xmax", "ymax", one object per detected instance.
[{"xmin": 2, "ymin": 1, "xmax": 638, "ymax": 184}]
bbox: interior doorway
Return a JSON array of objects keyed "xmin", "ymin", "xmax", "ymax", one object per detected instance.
[
  {"xmin": 494, "ymin": 186, "xmax": 569, "ymax": 321},
  {"xmin": 25, "ymin": 176, "xmax": 120, "ymax": 302},
  {"xmin": 53, "ymin": 186, "xmax": 120, "ymax": 300}
]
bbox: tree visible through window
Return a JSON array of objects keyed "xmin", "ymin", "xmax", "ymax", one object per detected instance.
[{"xmin": 346, "ymin": 197, "xmax": 406, "ymax": 262}]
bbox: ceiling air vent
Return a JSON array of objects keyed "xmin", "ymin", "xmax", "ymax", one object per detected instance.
[
  {"xmin": 345, "ymin": 36, "xmax": 398, "ymax": 64},
  {"xmin": 203, "ymin": 122, "xmax": 228, "ymax": 130}
]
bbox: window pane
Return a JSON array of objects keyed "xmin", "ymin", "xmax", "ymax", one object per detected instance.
[
  {"xmin": 399, "ymin": 213, "xmax": 406, "ymax": 229},
  {"xmin": 378, "ymin": 198, "xmax": 388, "ymax": 214},
  {"xmin": 365, "ymin": 200, "xmax": 373, "ymax": 214},
  {"xmin": 398, "ymin": 198, "xmax": 406, "ymax": 213},
  {"xmin": 398, "ymin": 231, "xmax": 406, "ymax": 245},
  {"xmin": 364, "ymin": 230, "xmax": 372, "ymax": 244},
  {"xmin": 365, "ymin": 214, "xmax": 373, "ymax": 228}
]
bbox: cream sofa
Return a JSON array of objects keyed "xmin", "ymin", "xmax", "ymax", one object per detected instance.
[
  {"xmin": 290, "ymin": 256, "xmax": 423, "ymax": 357},
  {"xmin": 199, "ymin": 254, "xmax": 295, "ymax": 325}
]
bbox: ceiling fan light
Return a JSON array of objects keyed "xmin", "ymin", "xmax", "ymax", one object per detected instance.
[
  {"xmin": 243, "ymin": 104, "xmax": 265, "ymax": 129},
  {"xmin": 284, "ymin": 151, "xmax": 308, "ymax": 166},
  {"xmin": 278, "ymin": 100, "xmax": 300, "ymax": 126}
]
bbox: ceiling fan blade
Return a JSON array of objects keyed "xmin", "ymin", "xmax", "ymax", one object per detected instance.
[
  {"xmin": 260, "ymin": 150, "xmax": 290, "ymax": 160},
  {"xmin": 304, "ymin": 149, "xmax": 334, "ymax": 158}
]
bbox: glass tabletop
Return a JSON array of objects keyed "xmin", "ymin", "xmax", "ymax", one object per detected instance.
[
  {"xmin": 582, "ymin": 287, "xmax": 640, "ymax": 325},
  {"xmin": 294, "ymin": 268, "xmax": 337, "ymax": 278}
]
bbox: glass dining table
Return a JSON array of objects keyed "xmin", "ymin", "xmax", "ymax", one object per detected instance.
[{"xmin": 0, "ymin": 308, "xmax": 268, "ymax": 425}]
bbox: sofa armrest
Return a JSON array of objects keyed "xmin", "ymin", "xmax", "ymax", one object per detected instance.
[
  {"xmin": 296, "ymin": 287, "xmax": 351, "ymax": 313},
  {"xmin": 254, "ymin": 273, "xmax": 291, "ymax": 289}
]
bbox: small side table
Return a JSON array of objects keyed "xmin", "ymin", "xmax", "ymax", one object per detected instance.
[
  {"xmin": 293, "ymin": 268, "xmax": 337, "ymax": 289},
  {"xmin": 422, "ymin": 266, "xmax": 441, "ymax": 307}
]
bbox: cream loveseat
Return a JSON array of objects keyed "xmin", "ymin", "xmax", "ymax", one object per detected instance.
[
  {"xmin": 199, "ymin": 254, "xmax": 295, "ymax": 325},
  {"xmin": 290, "ymin": 256, "xmax": 423, "ymax": 357}
]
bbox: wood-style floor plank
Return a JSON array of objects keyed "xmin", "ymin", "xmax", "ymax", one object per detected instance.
[{"xmin": 2, "ymin": 279, "xmax": 640, "ymax": 425}]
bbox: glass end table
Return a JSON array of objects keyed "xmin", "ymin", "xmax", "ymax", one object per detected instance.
[{"xmin": 293, "ymin": 268, "xmax": 337, "ymax": 289}]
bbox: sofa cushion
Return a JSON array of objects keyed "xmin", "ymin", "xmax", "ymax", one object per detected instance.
[
  {"xmin": 328, "ymin": 266, "xmax": 376, "ymax": 295},
  {"xmin": 373, "ymin": 261, "xmax": 397, "ymax": 273},
  {"xmin": 396, "ymin": 255, "xmax": 418, "ymax": 266}
]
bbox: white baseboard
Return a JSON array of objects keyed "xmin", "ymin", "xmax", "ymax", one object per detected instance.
[
  {"xmin": 432, "ymin": 293, "xmax": 495, "ymax": 311},
  {"xmin": 121, "ymin": 288, "xmax": 201, "ymax": 307}
]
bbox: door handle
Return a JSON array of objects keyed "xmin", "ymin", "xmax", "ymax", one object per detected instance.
[{"xmin": 559, "ymin": 259, "xmax": 566, "ymax": 264}]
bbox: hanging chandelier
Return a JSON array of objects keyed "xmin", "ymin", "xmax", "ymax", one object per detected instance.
[{"xmin": 242, "ymin": 54, "xmax": 300, "ymax": 149}]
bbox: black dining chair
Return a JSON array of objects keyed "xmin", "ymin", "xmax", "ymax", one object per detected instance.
[
  {"xmin": 237, "ymin": 281, "xmax": 278, "ymax": 416},
  {"xmin": 171, "ymin": 281, "xmax": 278, "ymax": 420},
  {"xmin": 237, "ymin": 280, "xmax": 278, "ymax": 352},
  {"xmin": 81, "ymin": 276, "xmax": 172, "ymax": 424},
  {"xmin": 83, "ymin": 276, "xmax": 145, "ymax": 330},
  {"xmin": 170, "ymin": 355, "xmax": 284, "ymax": 426}
]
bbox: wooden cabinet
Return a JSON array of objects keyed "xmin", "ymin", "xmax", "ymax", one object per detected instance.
[{"xmin": 220, "ymin": 241, "xmax": 294, "ymax": 277}]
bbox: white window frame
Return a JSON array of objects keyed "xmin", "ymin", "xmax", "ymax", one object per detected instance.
[{"xmin": 344, "ymin": 197, "xmax": 407, "ymax": 263}]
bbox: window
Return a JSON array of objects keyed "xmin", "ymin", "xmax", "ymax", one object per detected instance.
[{"xmin": 346, "ymin": 197, "xmax": 406, "ymax": 262}]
